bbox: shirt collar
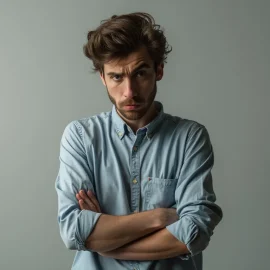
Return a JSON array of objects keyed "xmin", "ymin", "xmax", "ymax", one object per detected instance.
[
  {"xmin": 111, "ymin": 105, "xmax": 126, "ymax": 139},
  {"xmin": 111, "ymin": 101, "xmax": 165, "ymax": 140}
]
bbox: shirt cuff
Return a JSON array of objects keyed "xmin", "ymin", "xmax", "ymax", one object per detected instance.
[
  {"xmin": 166, "ymin": 215, "xmax": 199, "ymax": 260},
  {"xmin": 75, "ymin": 210, "xmax": 102, "ymax": 251}
]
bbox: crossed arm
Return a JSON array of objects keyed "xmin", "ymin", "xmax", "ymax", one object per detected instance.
[
  {"xmin": 76, "ymin": 190, "xmax": 190, "ymax": 260},
  {"xmin": 57, "ymin": 122, "xmax": 222, "ymax": 260}
]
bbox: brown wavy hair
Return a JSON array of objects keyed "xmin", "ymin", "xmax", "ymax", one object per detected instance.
[{"xmin": 83, "ymin": 12, "xmax": 172, "ymax": 73}]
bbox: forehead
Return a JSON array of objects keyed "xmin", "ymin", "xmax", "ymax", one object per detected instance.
[{"xmin": 104, "ymin": 46, "xmax": 153, "ymax": 73}]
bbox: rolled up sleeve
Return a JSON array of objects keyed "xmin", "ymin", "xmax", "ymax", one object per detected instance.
[
  {"xmin": 166, "ymin": 124, "xmax": 223, "ymax": 258},
  {"xmin": 55, "ymin": 121, "xmax": 102, "ymax": 250}
]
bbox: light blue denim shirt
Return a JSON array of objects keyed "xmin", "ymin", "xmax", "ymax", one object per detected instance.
[{"xmin": 55, "ymin": 101, "xmax": 223, "ymax": 270}]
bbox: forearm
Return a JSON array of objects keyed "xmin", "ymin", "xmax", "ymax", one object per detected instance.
[
  {"xmin": 99, "ymin": 228, "xmax": 190, "ymax": 260},
  {"xmin": 85, "ymin": 209, "xmax": 168, "ymax": 252}
]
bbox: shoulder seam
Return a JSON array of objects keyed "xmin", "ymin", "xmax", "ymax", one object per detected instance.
[
  {"xmin": 73, "ymin": 120, "xmax": 84, "ymax": 141},
  {"xmin": 188, "ymin": 122, "xmax": 206, "ymax": 140}
]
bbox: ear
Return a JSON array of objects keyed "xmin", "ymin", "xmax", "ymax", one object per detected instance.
[
  {"xmin": 99, "ymin": 72, "xmax": 106, "ymax": 86},
  {"xmin": 155, "ymin": 63, "xmax": 164, "ymax": 81}
]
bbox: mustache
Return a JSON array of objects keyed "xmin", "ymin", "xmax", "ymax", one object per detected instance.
[{"xmin": 120, "ymin": 98, "xmax": 144, "ymax": 107}]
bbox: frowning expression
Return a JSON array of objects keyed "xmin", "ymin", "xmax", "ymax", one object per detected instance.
[{"xmin": 100, "ymin": 46, "xmax": 163, "ymax": 121}]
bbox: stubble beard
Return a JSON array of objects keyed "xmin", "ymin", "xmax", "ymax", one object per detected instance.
[{"xmin": 107, "ymin": 83, "xmax": 157, "ymax": 121}]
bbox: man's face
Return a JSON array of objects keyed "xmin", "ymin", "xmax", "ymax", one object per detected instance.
[{"xmin": 100, "ymin": 46, "xmax": 164, "ymax": 121}]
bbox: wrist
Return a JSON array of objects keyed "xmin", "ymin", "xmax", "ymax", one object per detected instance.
[{"xmin": 150, "ymin": 208, "xmax": 167, "ymax": 229}]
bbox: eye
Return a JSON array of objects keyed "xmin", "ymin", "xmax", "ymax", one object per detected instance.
[
  {"xmin": 111, "ymin": 74, "xmax": 123, "ymax": 82},
  {"xmin": 136, "ymin": 70, "xmax": 146, "ymax": 77}
]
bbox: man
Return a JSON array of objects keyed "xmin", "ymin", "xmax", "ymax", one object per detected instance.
[{"xmin": 55, "ymin": 12, "xmax": 223, "ymax": 270}]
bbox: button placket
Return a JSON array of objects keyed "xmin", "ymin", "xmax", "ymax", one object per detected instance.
[{"xmin": 130, "ymin": 133, "xmax": 145, "ymax": 213}]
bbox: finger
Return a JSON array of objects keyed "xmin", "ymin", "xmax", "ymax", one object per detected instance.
[
  {"xmin": 87, "ymin": 190, "xmax": 101, "ymax": 212},
  {"xmin": 79, "ymin": 190, "xmax": 98, "ymax": 212},
  {"xmin": 88, "ymin": 191, "xmax": 101, "ymax": 212},
  {"xmin": 76, "ymin": 194, "xmax": 85, "ymax": 208},
  {"xmin": 79, "ymin": 199, "xmax": 90, "ymax": 210},
  {"xmin": 80, "ymin": 190, "xmax": 99, "ymax": 212},
  {"xmin": 76, "ymin": 193, "xmax": 83, "ymax": 201}
]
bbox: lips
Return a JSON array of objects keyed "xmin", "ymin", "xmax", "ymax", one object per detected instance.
[{"xmin": 124, "ymin": 104, "xmax": 141, "ymax": 110}]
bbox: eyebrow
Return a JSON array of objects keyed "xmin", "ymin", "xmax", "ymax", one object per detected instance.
[{"xmin": 106, "ymin": 62, "xmax": 152, "ymax": 77}]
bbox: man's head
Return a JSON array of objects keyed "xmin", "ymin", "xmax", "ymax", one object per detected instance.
[{"xmin": 83, "ymin": 12, "xmax": 171, "ymax": 123}]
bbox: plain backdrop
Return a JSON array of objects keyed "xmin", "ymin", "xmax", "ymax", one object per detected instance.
[{"xmin": 0, "ymin": 1, "xmax": 269, "ymax": 270}]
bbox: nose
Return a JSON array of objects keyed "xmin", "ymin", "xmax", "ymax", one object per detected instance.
[{"xmin": 123, "ymin": 78, "xmax": 137, "ymax": 98}]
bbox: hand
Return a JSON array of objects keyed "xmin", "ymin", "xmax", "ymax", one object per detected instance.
[{"xmin": 76, "ymin": 190, "xmax": 101, "ymax": 213}]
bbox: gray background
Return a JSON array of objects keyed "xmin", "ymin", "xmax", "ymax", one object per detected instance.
[{"xmin": 0, "ymin": 0, "xmax": 269, "ymax": 269}]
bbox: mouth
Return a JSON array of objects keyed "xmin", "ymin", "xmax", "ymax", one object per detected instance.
[{"xmin": 124, "ymin": 104, "xmax": 141, "ymax": 110}]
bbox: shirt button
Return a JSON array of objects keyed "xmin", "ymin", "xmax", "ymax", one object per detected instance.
[
  {"xmin": 132, "ymin": 179, "xmax": 138, "ymax": 184},
  {"xmin": 133, "ymin": 146, "xmax": 138, "ymax": 151}
]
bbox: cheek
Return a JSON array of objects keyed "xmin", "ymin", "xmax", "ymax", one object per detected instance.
[
  {"xmin": 139, "ymin": 78, "xmax": 155, "ymax": 94},
  {"xmin": 107, "ymin": 86, "xmax": 123, "ymax": 100}
]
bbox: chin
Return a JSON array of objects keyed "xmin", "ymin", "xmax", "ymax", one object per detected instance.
[{"xmin": 122, "ymin": 111, "xmax": 145, "ymax": 121}]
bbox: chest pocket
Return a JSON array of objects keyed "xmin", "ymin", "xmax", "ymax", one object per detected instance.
[{"xmin": 146, "ymin": 177, "xmax": 177, "ymax": 210}]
